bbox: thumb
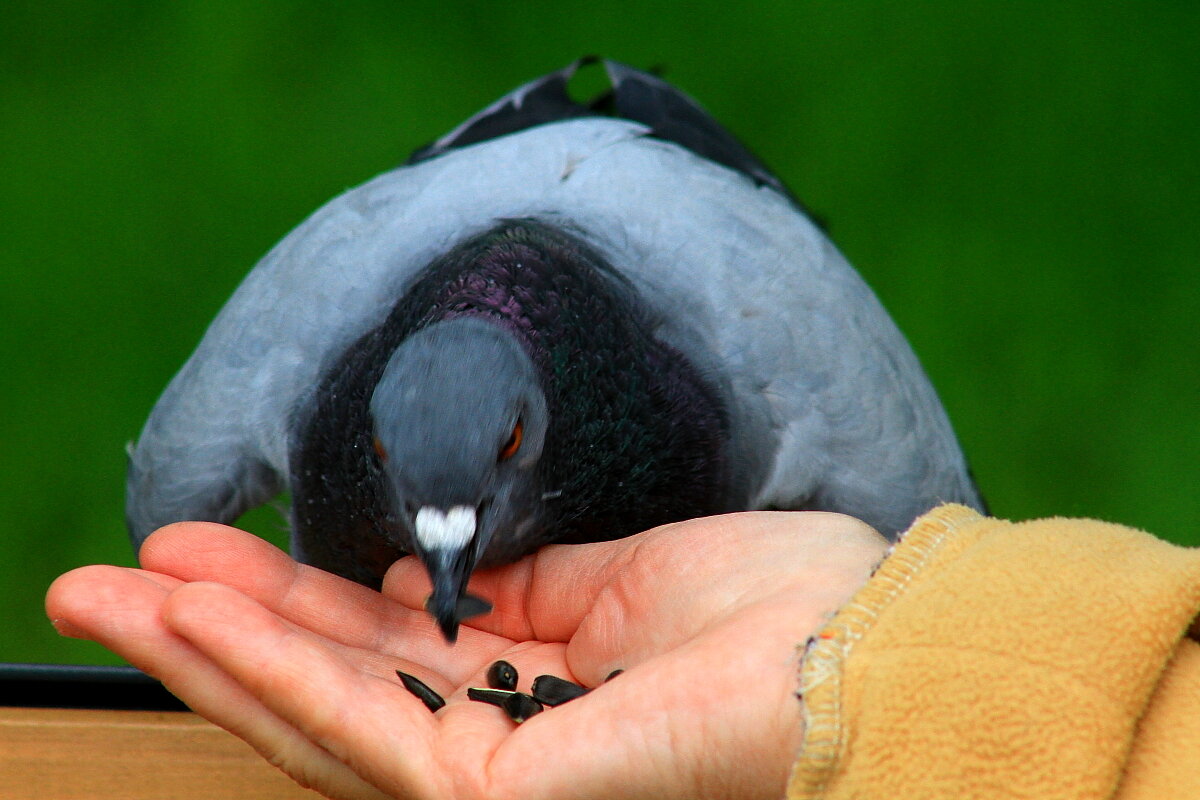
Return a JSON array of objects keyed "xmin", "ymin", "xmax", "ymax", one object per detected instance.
[{"xmin": 381, "ymin": 533, "xmax": 642, "ymax": 645}]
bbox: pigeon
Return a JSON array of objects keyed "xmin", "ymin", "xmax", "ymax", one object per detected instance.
[{"xmin": 126, "ymin": 59, "xmax": 985, "ymax": 641}]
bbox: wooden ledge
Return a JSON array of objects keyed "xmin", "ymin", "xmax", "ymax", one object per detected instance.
[{"xmin": 0, "ymin": 706, "xmax": 317, "ymax": 799}]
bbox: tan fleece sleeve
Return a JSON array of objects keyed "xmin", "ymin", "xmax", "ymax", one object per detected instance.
[{"xmin": 788, "ymin": 504, "xmax": 1200, "ymax": 800}]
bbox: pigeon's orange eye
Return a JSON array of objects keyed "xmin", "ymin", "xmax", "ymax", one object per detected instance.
[
  {"xmin": 499, "ymin": 419, "xmax": 523, "ymax": 461},
  {"xmin": 373, "ymin": 436, "xmax": 388, "ymax": 463}
]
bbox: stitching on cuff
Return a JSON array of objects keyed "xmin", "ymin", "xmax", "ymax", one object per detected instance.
[{"xmin": 787, "ymin": 504, "xmax": 979, "ymax": 798}]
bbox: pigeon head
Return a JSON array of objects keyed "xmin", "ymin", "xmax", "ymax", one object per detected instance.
[
  {"xmin": 368, "ymin": 317, "xmax": 549, "ymax": 640},
  {"xmin": 284, "ymin": 219, "xmax": 733, "ymax": 641}
]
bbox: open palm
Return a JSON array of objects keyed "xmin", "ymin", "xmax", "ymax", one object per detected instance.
[{"xmin": 47, "ymin": 512, "xmax": 886, "ymax": 800}]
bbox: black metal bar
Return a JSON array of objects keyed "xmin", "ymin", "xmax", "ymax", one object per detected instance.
[{"xmin": 0, "ymin": 663, "xmax": 189, "ymax": 712}]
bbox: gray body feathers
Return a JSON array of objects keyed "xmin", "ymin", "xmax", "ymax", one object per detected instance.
[{"xmin": 127, "ymin": 62, "xmax": 982, "ymax": 568}]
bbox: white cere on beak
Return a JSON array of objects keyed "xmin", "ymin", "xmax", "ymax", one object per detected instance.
[{"xmin": 414, "ymin": 505, "xmax": 476, "ymax": 551}]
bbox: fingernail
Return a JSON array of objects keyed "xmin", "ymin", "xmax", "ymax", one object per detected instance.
[{"xmin": 50, "ymin": 618, "xmax": 86, "ymax": 639}]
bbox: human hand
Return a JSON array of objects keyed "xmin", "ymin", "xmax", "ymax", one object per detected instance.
[{"xmin": 46, "ymin": 512, "xmax": 887, "ymax": 800}]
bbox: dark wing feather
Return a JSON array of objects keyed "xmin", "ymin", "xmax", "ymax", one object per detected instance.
[
  {"xmin": 602, "ymin": 61, "xmax": 795, "ymax": 201},
  {"xmin": 407, "ymin": 59, "xmax": 593, "ymax": 164},
  {"xmin": 407, "ymin": 59, "xmax": 799, "ymax": 207}
]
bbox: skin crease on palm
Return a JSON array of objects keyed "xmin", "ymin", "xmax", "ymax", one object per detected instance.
[{"xmin": 45, "ymin": 512, "xmax": 888, "ymax": 800}]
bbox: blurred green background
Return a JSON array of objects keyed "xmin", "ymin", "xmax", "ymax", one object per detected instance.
[{"xmin": 2, "ymin": 1, "xmax": 1196, "ymax": 666}]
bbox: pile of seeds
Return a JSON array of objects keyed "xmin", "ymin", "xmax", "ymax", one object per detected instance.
[{"xmin": 396, "ymin": 661, "xmax": 623, "ymax": 723}]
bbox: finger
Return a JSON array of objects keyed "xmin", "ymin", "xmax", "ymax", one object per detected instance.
[
  {"xmin": 47, "ymin": 565, "xmax": 178, "ymax": 644},
  {"xmin": 382, "ymin": 530, "xmax": 640, "ymax": 645},
  {"xmin": 385, "ymin": 515, "xmax": 732, "ymax": 667},
  {"xmin": 140, "ymin": 522, "xmax": 405, "ymax": 637},
  {"xmin": 162, "ymin": 581, "xmax": 467, "ymax": 799},
  {"xmin": 143, "ymin": 522, "xmax": 511, "ymax": 682},
  {"xmin": 46, "ymin": 566, "xmax": 386, "ymax": 800}
]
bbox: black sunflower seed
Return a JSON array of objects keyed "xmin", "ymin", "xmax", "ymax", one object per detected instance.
[
  {"xmin": 486, "ymin": 660, "xmax": 518, "ymax": 691},
  {"xmin": 467, "ymin": 688, "xmax": 543, "ymax": 723},
  {"xmin": 530, "ymin": 674, "xmax": 589, "ymax": 706},
  {"xmin": 501, "ymin": 692, "xmax": 544, "ymax": 723},
  {"xmin": 467, "ymin": 687, "xmax": 516, "ymax": 707},
  {"xmin": 605, "ymin": 669, "xmax": 624, "ymax": 682},
  {"xmin": 396, "ymin": 670, "xmax": 445, "ymax": 713}
]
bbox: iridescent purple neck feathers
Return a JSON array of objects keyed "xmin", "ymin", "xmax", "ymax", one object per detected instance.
[{"xmin": 289, "ymin": 220, "xmax": 731, "ymax": 590}]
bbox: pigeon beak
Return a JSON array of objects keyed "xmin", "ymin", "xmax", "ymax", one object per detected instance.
[{"xmin": 413, "ymin": 505, "xmax": 493, "ymax": 643}]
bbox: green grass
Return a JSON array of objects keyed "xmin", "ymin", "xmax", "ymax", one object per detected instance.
[{"xmin": 3, "ymin": 0, "xmax": 1197, "ymax": 665}]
